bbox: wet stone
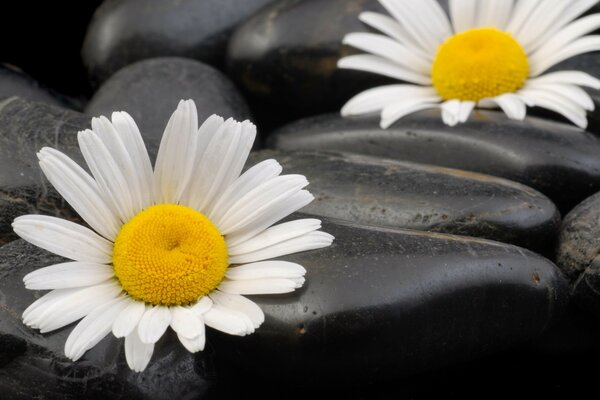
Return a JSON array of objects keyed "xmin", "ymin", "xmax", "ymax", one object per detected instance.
[
  {"xmin": 211, "ymin": 217, "xmax": 569, "ymax": 384},
  {"xmin": 249, "ymin": 150, "xmax": 560, "ymax": 255},
  {"xmin": 269, "ymin": 111, "xmax": 600, "ymax": 214},
  {"xmin": 226, "ymin": 0, "xmax": 394, "ymax": 122},
  {"xmin": 557, "ymin": 191, "xmax": 600, "ymax": 317},
  {"xmin": 0, "ymin": 64, "xmax": 75, "ymax": 109},
  {"xmin": 0, "ymin": 240, "xmax": 212, "ymax": 400},
  {"xmin": 82, "ymin": 0, "xmax": 276, "ymax": 86},
  {"xmin": 85, "ymin": 58, "xmax": 253, "ymax": 149}
]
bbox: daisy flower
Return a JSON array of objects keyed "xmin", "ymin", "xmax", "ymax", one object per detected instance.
[
  {"xmin": 12, "ymin": 100, "xmax": 333, "ymax": 372},
  {"xmin": 338, "ymin": 0, "xmax": 600, "ymax": 128}
]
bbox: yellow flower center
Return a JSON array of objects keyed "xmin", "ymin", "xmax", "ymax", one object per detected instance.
[
  {"xmin": 432, "ymin": 27, "xmax": 529, "ymax": 101},
  {"xmin": 112, "ymin": 204, "xmax": 228, "ymax": 306}
]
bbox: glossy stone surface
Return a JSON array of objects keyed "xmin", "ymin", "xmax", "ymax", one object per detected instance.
[
  {"xmin": 0, "ymin": 240, "xmax": 212, "ymax": 399},
  {"xmin": 211, "ymin": 218, "xmax": 568, "ymax": 383},
  {"xmin": 557, "ymin": 191, "xmax": 600, "ymax": 316},
  {"xmin": 269, "ymin": 112, "xmax": 600, "ymax": 213},
  {"xmin": 227, "ymin": 0, "xmax": 393, "ymax": 122},
  {"xmin": 0, "ymin": 98, "xmax": 89, "ymax": 246},
  {"xmin": 86, "ymin": 58, "xmax": 252, "ymax": 148},
  {"xmin": 0, "ymin": 65, "xmax": 75, "ymax": 109},
  {"xmin": 250, "ymin": 150, "xmax": 560, "ymax": 254},
  {"xmin": 83, "ymin": 0, "xmax": 276, "ymax": 85}
]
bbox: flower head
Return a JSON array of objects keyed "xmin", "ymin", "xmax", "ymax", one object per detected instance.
[
  {"xmin": 13, "ymin": 100, "xmax": 333, "ymax": 372},
  {"xmin": 339, "ymin": 0, "xmax": 600, "ymax": 128}
]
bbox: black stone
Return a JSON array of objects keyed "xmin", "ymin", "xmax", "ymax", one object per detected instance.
[
  {"xmin": 557, "ymin": 190, "xmax": 600, "ymax": 317},
  {"xmin": 226, "ymin": 0, "xmax": 394, "ymax": 124},
  {"xmin": 211, "ymin": 218, "xmax": 569, "ymax": 384},
  {"xmin": 0, "ymin": 240, "xmax": 213, "ymax": 400},
  {"xmin": 0, "ymin": 65, "xmax": 76, "ymax": 109},
  {"xmin": 0, "ymin": 98, "xmax": 90, "ymax": 246},
  {"xmin": 85, "ymin": 58, "xmax": 253, "ymax": 148},
  {"xmin": 249, "ymin": 150, "xmax": 560, "ymax": 254},
  {"xmin": 269, "ymin": 111, "xmax": 600, "ymax": 214},
  {"xmin": 82, "ymin": 0, "xmax": 276, "ymax": 86}
]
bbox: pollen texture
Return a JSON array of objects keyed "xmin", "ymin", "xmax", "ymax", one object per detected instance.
[
  {"xmin": 113, "ymin": 204, "xmax": 228, "ymax": 306},
  {"xmin": 432, "ymin": 27, "xmax": 529, "ymax": 101}
]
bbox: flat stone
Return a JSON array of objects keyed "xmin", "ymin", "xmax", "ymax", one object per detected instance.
[
  {"xmin": 269, "ymin": 112, "xmax": 600, "ymax": 213},
  {"xmin": 0, "ymin": 64, "xmax": 75, "ymax": 109},
  {"xmin": 226, "ymin": 0, "xmax": 393, "ymax": 122},
  {"xmin": 85, "ymin": 58, "xmax": 253, "ymax": 148},
  {"xmin": 557, "ymin": 191, "xmax": 600, "ymax": 317},
  {"xmin": 210, "ymin": 217, "xmax": 569, "ymax": 384},
  {"xmin": 249, "ymin": 150, "xmax": 559, "ymax": 254},
  {"xmin": 0, "ymin": 240, "xmax": 212, "ymax": 400},
  {"xmin": 83, "ymin": 0, "xmax": 276, "ymax": 85}
]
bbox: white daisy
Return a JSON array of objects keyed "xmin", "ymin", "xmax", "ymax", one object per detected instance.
[
  {"xmin": 338, "ymin": 0, "xmax": 600, "ymax": 129},
  {"xmin": 12, "ymin": 99, "xmax": 334, "ymax": 372}
]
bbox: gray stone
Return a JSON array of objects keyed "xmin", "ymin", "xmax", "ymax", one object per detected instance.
[
  {"xmin": 269, "ymin": 112, "xmax": 600, "ymax": 214},
  {"xmin": 211, "ymin": 217, "xmax": 569, "ymax": 384},
  {"xmin": 0, "ymin": 64, "xmax": 75, "ymax": 109},
  {"xmin": 250, "ymin": 150, "xmax": 559, "ymax": 254},
  {"xmin": 82, "ymin": 0, "xmax": 276, "ymax": 85},
  {"xmin": 0, "ymin": 240, "xmax": 212, "ymax": 400},
  {"xmin": 557, "ymin": 191, "xmax": 600, "ymax": 317},
  {"xmin": 85, "ymin": 58, "xmax": 253, "ymax": 148}
]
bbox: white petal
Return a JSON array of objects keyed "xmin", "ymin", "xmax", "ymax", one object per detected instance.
[
  {"xmin": 182, "ymin": 118, "xmax": 256, "ymax": 213},
  {"xmin": 337, "ymin": 55, "xmax": 432, "ymax": 85},
  {"xmin": 207, "ymin": 159, "xmax": 282, "ymax": 222},
  {"xmin": 169, "ymin": 306, "xmax": 205, "ymax": 339},
  {"xmin": 527, "ymin": 0, "xmax": 600, "ymax": 52},
  {"xmin": 226, "ymin": 261, "xmax": 306, "ymax": 280},
  {"xmin": 506, "ymin": 0, "xmax": 543, "ymax": 38},
  {"xmin": 12, "ymin": 215, "xmax": 113, "ymax": 264},
  {"xmin": 189, "ymin": 296, "xmax": 214, "ymax": 316},
  {"xmin": 137, "ymin": 306, "xmax": 172, "ymax": 344},
  {"xmin": 23, "ymin": 262, "xmax": 114, "ymax": 290},
  {"xmin": 111, "ymin": 111, "xmax": 154, "ymax": 209},
  {"xmin": 216, "ymin": 175, "xmax": 308, "ymax": 234},
  {"xmin": 125, "ymin": 330, "xmax": 154, "ymax": 372},
  {"xmin": 341, "ymin": 85, "xmax": 439, "ymax": 117},
  {"xmin": 527, "ymin": 71, "xmax": 600, "ymax": 89},
  {"xmin": 525, "ymin": 82, "xmax": 595, "ymax": 111},
  {"xmin": 224, "ymin": 190, "xmax": 314, "ymax": 247},
  {"xmin": 358, "ymin": 12, "xmax": 433, "ymax": 61},
  {"xmin": 518, "ymin": 87, "xmax": 588, "ymax": 128},
  {"xmin": 342, "ymin": 33, "xmax": 431, "ymax": 73},
  {"xmin": 153, "ymin": 99, "xmax": 199, "ymax": 204},
  {"xmin": 529, "ymin": 14, "xmax": 600, "ymax": 60},
  {"xmin": 228, "ymin": 218, "xmax": 322, "ymax": 256},
  {"xmin": 177, "ymin": 329, "xmax": 206, "ymax": 353},
  {"xmin": 203, "ymin": 304, "xmax": 252, "ymax": 336},
  {"xmin": 380, "ymin": 0, "xmax": 446, "ymax": 52},
  {"xmin": 515, "ymin": 0, "xmax": 570, "ymax": 51},
  {"xmin": 380, "ymin": 95, "xmax": 441, "ymax": 128},
  {"xmin": 37, "ymin": 148, "xmax": 120, "ymax": 240},
  {"xmin": 484, "ymin": 93, "xmax": 527, "ymax": 120},
  {"xmin": 78, "ymin": 129, "xmax": 136, "ymax": 222},
  {"xmin": 450, "ymin": 0, "xmax": 477, "ymax": 34},
  {"xmin": 476, "ymin": 0, "xmax": 514, "ymax": 30},
  {"xmin": 23, "ymin": 281, "xmax": 122, "ymax": 333},
  {"xmin": 65, "ymin": 296, "xmax": 129, "ymax": 361},
  {"xmin": 441, "ymin": 100, "xmax": 462, "ymax": 126},
  {"xmin": 217, "ymin": 278, "xmax": 301, "ymax": 295},
  {"xmin": 458, "ymin": 101, "xmax": 476, "ymax": 123},
  {"xmin": 529, "ymin": 36, "xmax": 600, "ymax": 77},
  {"xmin": 228, "ymin": 231, "xmax": 334, "ymax": 264},
  {"xmin": 209, "ymin": 291, "xmax": 264, "ymax": 329},
  {"xmin": 112, "ymin": 299, "xmax": 146, "ymax": 338}
]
